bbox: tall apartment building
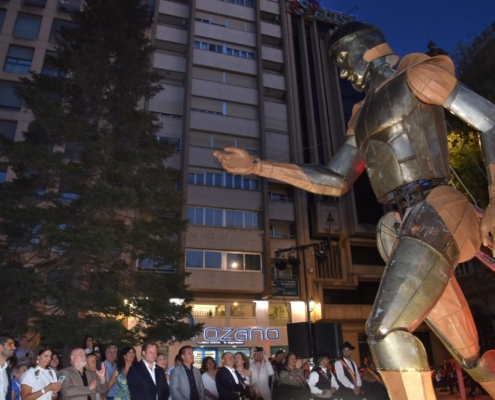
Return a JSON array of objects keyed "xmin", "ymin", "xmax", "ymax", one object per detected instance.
[{"xmin": 0, "ymin": 0, "xmax": 447, "ymax": 365}]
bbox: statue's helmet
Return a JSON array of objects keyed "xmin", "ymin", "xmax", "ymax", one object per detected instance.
[{"xmin": 329, "ymin": 22, "xmax": 398, "ymax": 91}]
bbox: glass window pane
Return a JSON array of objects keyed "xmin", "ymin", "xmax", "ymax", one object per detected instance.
[
  {"xmin": 250, "ymin": 179, "xmax": 258, "ymax": 191},
  {"xmin": 205, "ymin": 208, "xmax": 214, "ymax": 226},
  {"xmin": 245, "ymin": 254, "xmax": 261, "ymax": 271},
  {"xmin": 49, "ymin": 19, "xmax": 75, "ymax": 44},
  {"xmin": 186, "ymin": 206, "xmax": 194, "ymax": 222},
  {"xmin": 234, "ymin": 175, "xmax": 242, "ymax": 189},
  {"xmin": 244, "ymin": 212, "xmax": 252, "ymax": 229},
  {"xmin": 227, "ymin": 253, "xmax": 243, "ymax": 270},
  {"xmin": 0, "ymin": 10, "xmax": 5, "ymax": 33},
  {"xmin": 226, "ymin": 210, "xmax": 234, "ymax": 228},
  {"xmin": 186, "ymin": 250, "xmax": 203, "ymax": 268},
  {"xmin": 225, "ymin": 173, "xmax": 233, "ymax": 188},
  {"xmin": 214, "ymin": 209, "xmax": 223, "ymax": 226},
  {"xmin": 196, "ymin": 173, "xmax": 204, "ymax": 185},
  {"xmin": 0, "ymin": 163, "xmax": 7, "ymax": 183},
  {"xmin": 252, "ymin": 212, "xmax": 260, "ymax": 229},
  {"xmin": 0, "ymin": 120, "xmax": 17, "ymax": 140},
  {"xmin": 214, "ymin": 173, "xmax": 222, "ymax": 187},
  {"xmin": 194, "ymin": 207, "xmax": 204, "ymax": 225},
  {"xmin": 205, "ymin": 252, "xmax": 222, "ymax": 269},
  {"xmin": 0, "ymin": 81, "xmax": 22, "ymax": 111},
  {"xmin": 205, "ymin": 172, "xmax": 213, "ymax": 186},
  {"xmin": 13, "ymin": 14, "xmax": 42, "ymax": 39},
  {"xmin": 188, "ymin": 173, "xmax": 195, "ymax": 184},
  {"xmin": 234, "ymin": 211, "xmax": 243, "ymax": 228}
]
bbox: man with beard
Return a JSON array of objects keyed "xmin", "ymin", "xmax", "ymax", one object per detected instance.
[
  {"xmin": 0, "ymin": 333, "xmax": 15, "ymax": 400},
  {"xmin": 307, "ymin": 354, "xmax": 339, "ymax": 399},
  {"xmin": 60, "ymin": 348, "xmax": 108, "ymax": 400},
  {"xmin": 334, "ymin": 343, "xmax": 361, "ymax": 400}
]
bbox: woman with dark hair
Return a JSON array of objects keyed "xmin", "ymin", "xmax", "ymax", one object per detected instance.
[
  {"xmin": 201, "ymin": 356, "xmax": 218, "ymax": 400},
  {"xmin": 234, "ymin": 352, "xmax": 254, "ymax": 399},
  {"xmin": 20, "ymin": 346, "xmax": 62, "ymax": 400},
  {"xmin": 49, "ymin": 354, "xmax": 61, "ymax": 372},
  {"xmin": 83, "ymin": 336, "xmax": 99, "ymax": 355},
  {"xmin": 277, "ymin": 352, "xmax": 311, "ymax": 400},
  {"xmin": 107, "ymin": 347, "xmax": 136, "ymax": 400}
]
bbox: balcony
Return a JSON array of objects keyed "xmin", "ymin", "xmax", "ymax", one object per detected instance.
[
  {"xmin": 153, "ymin": 52, "xmax": 186, "ymax": 73},
  {"xmin": 186, "ymin": 269, "xmax": 264, "ymax": 293},
  {"xmin": 194, "ymin": 22, "xmax": 256, "ymax": 48},
  {"xmin": 58, "ymin": 0, "xmax": 82, "ymax": 13},
  {"xmin": 188, "ymin": 184, "xmax": 261, "ymax": 211},
  {"xmin": 24, "ymin": 0, "xmax": 46, "ymax": 7},
  {"xmin": 190, "ymin": 110, "xmax": 259, "ymax": 137},
  {"xmin": 196, "ymin": 0, "xmax": 255, "ymax": 21},
  {"xmin": 323, "ymin": 304, "xmax": 372, "ymax": 321},
  {"xmin": 193, "ymin": 49, "xmax": 256, "ymax": 75},
  {"xmin": 192, "ymin": 79, "xmax": 258, "ymax": 106},
  {"xmin": 159, "ymin": 0, "xmax": 188, "ymax": 18},
  {"xmin": 262, "ymin": 46, "xmax": 283, "ymax": 64},
  {"xmin": 156, "ymin": 24, "xmax": 187, "ymax": 45},
  {"xmin": 268, "ymin": 200, "xmax": 294, "ymax": 221},
  {"xmin": 260, "ymin": 0, "xmax": 280, "ymax": 14},
  {"xmin": 260, "ymin": 21, "xmax": 281, "ymax": 38}
]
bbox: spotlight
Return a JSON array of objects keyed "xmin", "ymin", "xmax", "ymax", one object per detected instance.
[
  {"xmin": 315, "ymin": 244, "xmax": 327, "ymax": 262},
  {"xmin": 275, "ymin": 259, "xmax": 287, "ymax": 270},
  {"xmin": 288, "ymin": 255, "xmax": 300, "ymax": 268}
]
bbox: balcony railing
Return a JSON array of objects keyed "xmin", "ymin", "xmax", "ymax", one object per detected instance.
[{"xmin": 315, "ymin": 242, "xmax": 343, "ymax": 280}]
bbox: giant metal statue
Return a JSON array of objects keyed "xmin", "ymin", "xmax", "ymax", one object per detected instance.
[{"xmin": 213, "ymin": 22, "xmax": 495, "ymax": 399}]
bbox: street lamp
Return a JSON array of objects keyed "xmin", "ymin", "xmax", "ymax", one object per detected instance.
[{"xmin": 309, "ymin": 297, "xmax": 315, "ymax": 313}]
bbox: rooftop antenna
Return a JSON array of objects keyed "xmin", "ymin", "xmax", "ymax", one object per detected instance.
[{"xmin": 347, "ymin": 5, "xmax": 359, "ymax": 14}]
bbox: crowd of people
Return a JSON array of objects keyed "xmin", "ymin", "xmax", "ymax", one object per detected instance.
[{"xmin": 1, "ymin": 332, "xmax": 395, "ymax": 400}]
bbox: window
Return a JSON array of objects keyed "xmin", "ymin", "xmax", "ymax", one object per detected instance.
[
  {"xmin": 156, "ymin": 136, "xmax": 182, "ymax": 152},
  {"xmin": 188, "ymin": 169, "xmax": 259, "ymax": 191},
  {"xmin": 24, "ymin": 0, "xmax": 47, "ymax": 7},
  {"xmin": 0, "ymin": 9, "xmax": 6, "ymax": 33},
  {"xmin": 186, "ymin": 249, "xmax": 261, "ymax": 271},
  {"xmin": 193, "ymin": 41, "xmax": 256, "ymax": 60},
  {"xmin": 187, "ymin": 206, "xmax": 260, "ymax": 229},
  {"xmin": 42, "ymin": 51, "xmax": 66, "ymax": 77},
  {"xmin": 49, "ymin": 19, "xmax": 76, "ymax": 44},
  {"xmin": 137, "ymin": 258, "xmax": 176, "ymax": 273},
  {"xmin": 0, "ymin": 120, "xmax": 17, "ymax": 140},
  {"xmin": 219, "ymin": 0, "xmax": 254, "ymax": 8},
  {"xmin": 5, "ymin": 46, "xmax": 34, "ymax": 74},
  {"xmin": 0, "ymin": 81, "xmax": 22, "ymax": 111},
  {"xmin": 0, "ymin": 163, "xmax": 7, "ymax": 183},
  {"xmin": 13, "ymin": 14, "xmax": 42, "ymax": 40}
]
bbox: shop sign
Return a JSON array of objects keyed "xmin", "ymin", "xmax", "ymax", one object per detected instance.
[
  {"xmin": 288, "ymin": 0, "xmax": 356, "ymax": 25},
  {"xmin": 196, "ymin": 327, "xmax": 280, "ymax": 344},
  {"xmin": 272, "ymin": 278, "xmax": 299, "ymax": 297}
]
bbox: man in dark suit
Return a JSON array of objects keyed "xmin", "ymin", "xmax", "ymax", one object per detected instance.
[
  {"xmin": 128, "ymin": 342, "xmax": 170, "ymax": 400},
  {"xmin": 215, "ymin": 352, "xmax": 249, "ymax": 400},
  {"xmin": 0, "ymin": 333, "xmax": 15, "ymax": 400}
]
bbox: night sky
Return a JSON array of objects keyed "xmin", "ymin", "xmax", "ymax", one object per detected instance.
[{"xmin": 320, "ymin": 0, "xmax": 495, "ymax": 59}]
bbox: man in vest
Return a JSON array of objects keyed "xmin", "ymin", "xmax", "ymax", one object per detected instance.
[
  {"xmin": 308, "ymin": 354, "xmax": 339, "ymax": 399},
  {"xmin": 334, "ymin": 342, "xmax": 361, "ymax": 399}
]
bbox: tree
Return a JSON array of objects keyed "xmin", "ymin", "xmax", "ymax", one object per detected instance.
[
  {"xmin": 446, "ymin": 21, "xmax": 495, "ymax": 209},
  {"xmin": 0, "ymin": 0, "xmax": 201, "ymax": 354}
]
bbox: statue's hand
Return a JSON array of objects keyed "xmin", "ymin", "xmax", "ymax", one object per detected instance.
[
  {"xmin": 213, "ymin": 147, "xmax": 258, "ymax": 175},
  {"xmin": 480, "ymin": 202, "xmax": 495, "ymax": 256}
]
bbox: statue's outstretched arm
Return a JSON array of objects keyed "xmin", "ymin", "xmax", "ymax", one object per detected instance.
[
  {"xmin": 213, "ymin": 134, "xmax": 365, "ymax": 197},
  {"xmin": 406, "ymin": 55, "xmax": 495, "ymax": 249}
]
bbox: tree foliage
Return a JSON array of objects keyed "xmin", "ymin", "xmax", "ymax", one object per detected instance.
[
  {"xmin": 0, "ymin": 0, "xmax": 201, "ymax": 350},
  {"xmin": 447, "ymin": 21, "xmax": 495, "ymax": 208}
]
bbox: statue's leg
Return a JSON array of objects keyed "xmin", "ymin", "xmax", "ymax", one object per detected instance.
[
  {"xmin": 426, "ymin": 276, "xmax": 495, "ymax": 397},
  {"xmin": 367, "ymin": 186, "xmax": 480, "ymax": 400}
]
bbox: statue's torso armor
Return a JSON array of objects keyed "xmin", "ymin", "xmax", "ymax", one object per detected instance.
[{"xmin": 354, "ymin": 72, "xmax": 450, "ymax": 203}]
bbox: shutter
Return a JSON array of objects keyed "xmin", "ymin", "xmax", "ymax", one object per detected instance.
[
  {"xmin": 226, "ymin": 103, "xmax": 257, "ymax": 120},
  {"xmin": 7, "ymin": 46, "xmax": 34, "ymax": 60},
  {"xmin": 225, "ymin": 72, "xmax": 256, "ymax": 88},
  {"xmin": 213, "ymin": 134, "xmax": 235, "ymax": 149},
  {"xmin": 195, "ymin": 11, "xmax": 210, "ymax": 20},
  {"xmin": 193, "ymin": 67, "xmax": 223, "ymax": 83},
  {"xmin": 191, "ymin": 97, "xmax": 223, "ymax": 113},
  {"xmin": 148, "ymin": 99, "xmax": 183, "ymax": 115},
  {"xmin": 211, "ymin": 14, "xmax": 226, "ymax": 26},
  {"xmin": 227, "ymin": 18, "xmax": 245, "ymax": 31},
  {"xmin": 190, "ymin": 131, "xmax": 213, "ymax": 147},
  {"xmin": 236, "ymin": 137, "xmax": 258, "ymax": 153}
]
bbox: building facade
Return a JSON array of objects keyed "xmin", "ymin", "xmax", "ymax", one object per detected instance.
[{"xmin": 0, "ymin": 0, "xmax": 446, "ymax": 366}]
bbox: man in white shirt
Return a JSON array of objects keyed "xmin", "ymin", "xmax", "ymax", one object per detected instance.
[
  {"xmin": 308, "ymin": 354, "xmax": 339, "ymax": 399},
  {"xmin": 334, "ymin": 342, "xmax": 362, "ymax": 400},
  {"xmin": 249, "ymin": 348, "xmax": 274, "ymax": 400},
  {"xmin": 0, "ymin": 333, "xmax": 15, "ymax": 400}
]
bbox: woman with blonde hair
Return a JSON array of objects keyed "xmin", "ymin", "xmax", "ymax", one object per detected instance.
[{"xmin": 234, "ymin": 352, "xmax": 254, "ymax": 399}]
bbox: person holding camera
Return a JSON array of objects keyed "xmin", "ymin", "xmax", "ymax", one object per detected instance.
[
  {"xmin": 308, "ymin": 354, "xmax": 339, "ymax": 399},
  {"xmin": 249, "ymin": 348, "xmax": 274, "ymax": 400}
]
